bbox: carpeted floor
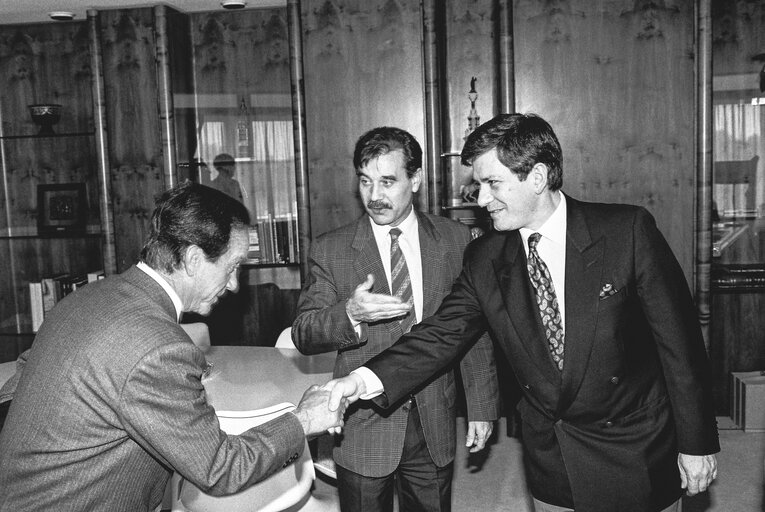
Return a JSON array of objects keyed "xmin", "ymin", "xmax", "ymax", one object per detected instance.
[{"xmin": 315, "ymin": 416, "xmax": 765, "ymax": 511}]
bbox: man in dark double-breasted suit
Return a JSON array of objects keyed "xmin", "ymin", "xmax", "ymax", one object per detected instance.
[
  {"xmin": 293, "ymin": 127, "xmax": 500, "ymax": 512},
  {"xmin": 326, "ymin": 114, "xmax": 719, "ymax": 512}
]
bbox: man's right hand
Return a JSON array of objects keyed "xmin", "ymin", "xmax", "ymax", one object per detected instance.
[
  {"xmin": 291, "ymin": 385, "xmax": 347, "ymax": 437},
  {"xmin": 325, "ymin": 373, "xmax": 366, "ymax": 413},
  {"xmin": 346, "ymin": 274, "xmax": 411, "ymax": 323}
]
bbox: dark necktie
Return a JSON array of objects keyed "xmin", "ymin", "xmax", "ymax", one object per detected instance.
[
  {"xmin": 390, "ymin": 228, "xmax": 415, "ymax": 333},
  {"xmin": 527, "ymin": 232, "xmax": 564, "ymax": 371}
]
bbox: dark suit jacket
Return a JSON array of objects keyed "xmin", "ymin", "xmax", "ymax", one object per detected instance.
[
  {"xmin": 293, "ymin": 211, "xmax": 500, "ymax": 477},
  {"xmin": 363, "ymin": 197, "xmax": 719, "ymax": 511},
  {"xmin": 0, "ymin": 266, "xmax": 305, "ymax": 512}
]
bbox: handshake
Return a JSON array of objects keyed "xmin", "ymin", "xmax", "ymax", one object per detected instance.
[{"xmin": 290, "ymin": 374, "xmax": 368, "ymax": 437}]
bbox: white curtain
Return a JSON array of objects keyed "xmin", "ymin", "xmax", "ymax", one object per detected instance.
[{"xmin": 713, "ymin": 103, "xmax": 764, "ymax": 217}]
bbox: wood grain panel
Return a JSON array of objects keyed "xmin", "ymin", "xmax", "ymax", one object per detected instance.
[
  {"xmin": 0, "ymin": 135, "xmax": 99, "ymax": 233},
  {"xmin": 0, "ymin": 21, "xmax": 93, "ymax": 136},
  {"xmin": 191, "ymin": 9, "xmax": 291, "ymax": 97},
  {"xmin": 443, "ymin": 0, "xmax": 497, "ymax": 208},
  {"xmin": 100, "ymin": 8, "xmax": 165, "ymax": 272},
  {"xmin": 301, "ymin": 0, "xmax": 426, "ymax": 237},
  {"xmin": 514, "ymin": 0, "xmax": 696, "ymax": 281}
]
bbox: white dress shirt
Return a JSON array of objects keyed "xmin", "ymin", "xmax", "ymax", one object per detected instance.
[
  {"xmin": 519, "ymin": 192, "xmax": 567, "ymax": 331},
  {"xmin": 348, "ymin": 207, "xmax": 423, "ymax": 329},
  {"xmin": 137, "ymin": 261, "xmax": 184, "ymax": 322}
]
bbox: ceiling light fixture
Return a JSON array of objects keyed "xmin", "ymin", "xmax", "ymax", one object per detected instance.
[
  {"xmin": 221, "ymin": 1, "xmax": 246, "ymax": 9},
  {"xmin": 48, "ymin": 11, "xmax": 75, "ymax": 21}
]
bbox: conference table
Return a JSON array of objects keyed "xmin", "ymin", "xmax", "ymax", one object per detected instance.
[
  {"xmin": 201, "ymin": 346, "xmax": 337, "ymax": 411},
  {"xmin": 170, "ymin": 346, "xmax": 338, "ymax": 512}
]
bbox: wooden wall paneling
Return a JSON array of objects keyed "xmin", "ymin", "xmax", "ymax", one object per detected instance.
[
  {"xmin": 88, "ymin": 9, "xmax": 117, "ymax": 275},
  {"xmin": 287, "ymin": 0, "xmax": 312, "ymax": 282},
  {"xmin": 514, "ymin": 0, "xmax": 696, "ymax": 282},
  {"xmin": 99, "ymin": 8, "xmax": 165, "ymax": 272},
  {"xmin": 443, "ymin": 0, "xmax": 498, "ymax": 210},
  {"xmin": 1, "ymin": 136, "xmax": 100, "ymax": 233},
  {"xmin": 301, "ymin": 0, "xmax": 426, "ymax": 237},
  {"xmin": 0, "ymin": 22, "xmax": 94, "ymax": 136}
]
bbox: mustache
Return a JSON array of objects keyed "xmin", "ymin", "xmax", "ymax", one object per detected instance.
[{"xmin": 366, "ymin": 200, "xmax": 391, "ymax": 210}]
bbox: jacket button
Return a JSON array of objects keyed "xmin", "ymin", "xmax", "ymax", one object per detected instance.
[
  {"xmin": 604, "ymin": 421, "xmax": 614, "ymax": 428},
  {"xmin": 610, "ymin": 376, "xmax": 620, "ymax": 385}
]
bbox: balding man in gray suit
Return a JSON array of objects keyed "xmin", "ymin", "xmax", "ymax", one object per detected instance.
[{"xmin": 0, "ymin": 183, "xmax": 344, "ymax": 511}]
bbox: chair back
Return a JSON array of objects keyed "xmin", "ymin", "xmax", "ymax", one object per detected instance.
[
  {"xmin": 180, "ymin": 323, "xmax": 211, "ymax": 350},
  {"xmin": 274, "ymin": 327, "xmax": 295, "ymax": 349},
  {"xmin": 173, "ymin": 403, "xmax": 315, "ymax": 512}
]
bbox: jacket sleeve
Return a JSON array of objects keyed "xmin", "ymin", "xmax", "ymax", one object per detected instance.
[
  {"xmin": 632, "ymin": 207, "xmax": 719, "ymax": 455},
  {"xmin": 292, "ymin": 235, "xmax": 365, "ymax": 355},
  {"xmin": 459, "ymin": 332, "xmax": 501, "ymax": 422},
  {"xmin": 119, "ymin": 342, "xmax": 306, "ymax": 496},
  {"xmin": 367, "ymin": 253, "xmax": 490, "ymax": 408}
]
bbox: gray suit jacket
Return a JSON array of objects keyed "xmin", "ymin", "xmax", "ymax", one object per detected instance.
[
  {"xmin": 0, "ymin": 266, "xmax": 305, "ymax": 512},
  {"xmin": 293, "ymin": 211, "xmax": 500, "ymax": 477}
]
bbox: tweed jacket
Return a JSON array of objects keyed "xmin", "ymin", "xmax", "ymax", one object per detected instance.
[
  {"xmin": 364, "ymin": 197, "xmax": 719, "ymax": 511},
  {"xmin": 0, "ymin": 266, "xmax": 305, "ymax": 512},
  {"xmin": 292, "ymin": 210, "xmax": 500, "ymax": 477}
]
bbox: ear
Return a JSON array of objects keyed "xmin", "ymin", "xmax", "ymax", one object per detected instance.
[
  {"xmin": 410, "ymin": 168, "xmax": 422, "ymax": 193},
  {"xmin": 530, "ymin": 163, "xmax": 549, "ymax": 193},
  {"xmin": 182, "ymin": 245, "xmax": 205, "ymax": 276}
]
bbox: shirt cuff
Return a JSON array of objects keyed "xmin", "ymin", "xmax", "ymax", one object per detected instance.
[{"xmin": 350, "ymin": 367, "xmax": 384, "ymax": 399}]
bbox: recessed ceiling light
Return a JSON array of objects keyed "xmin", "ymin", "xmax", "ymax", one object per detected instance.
[
  {"xmin": 48, "ymin": 11, "xmax": 75, "ymax": 21},
  {"xmin": 221, "ymin": 1, "xmax": 246, "ymax": 8}
]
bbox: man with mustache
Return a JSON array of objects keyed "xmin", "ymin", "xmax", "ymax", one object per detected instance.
[
  {"xmin": 0, "ymin": 182, "xmax": 345, "ymax": 511},
  {"xmin": 292, "ymin": 126, "xmax": 500, "ymax": 512}
]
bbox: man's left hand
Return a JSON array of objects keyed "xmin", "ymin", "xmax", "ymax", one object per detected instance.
[
  {"xmin": 678, "ymin": 453, "xmax": 717, "ymax": 496},
  {"xmin": 466, "ymin": 420, "xmax": 494, "ymax": 453}
]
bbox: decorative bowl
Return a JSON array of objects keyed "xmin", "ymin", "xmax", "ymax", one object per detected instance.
[{"xmin": 28, "ymin": 104, "xmax": 62, "ymax": 135}]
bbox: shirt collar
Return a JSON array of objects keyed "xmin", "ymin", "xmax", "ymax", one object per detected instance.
[
  {"xmin": 368, "ymin": 206, "xmax": 418, "ymax": 241},
  {"xmin": 519, "ymin": 192, "xmax": 567, "ymax": 248},
  {"xmin": 137, "ymin": 261, "xmax": 184, "ymax": 322}
]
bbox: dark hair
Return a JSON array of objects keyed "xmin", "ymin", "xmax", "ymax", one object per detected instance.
[
  {"xmin": 140, "ymin": 182, "xmax": 250, "ymax": 273},
  {"xmin": 353, "ymin": 127, "xmax": 422, "ymax": 178},
  {"xmin": 461, "ymin": 113, "xmax": 563, "ymax": 191}
]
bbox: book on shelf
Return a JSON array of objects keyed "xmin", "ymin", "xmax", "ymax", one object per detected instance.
[
  {"xmin": 41, "ymin": 273, "xmax": 68, "ymax": 314},
  {"xmin": 87, "ymin": 269, "xmax": 105, "ymax": 282},
  {"xmin": 251, "ymin": 214, "xmax": 299, "ymax": 265},
  {"xmin": 29, "ymin": 282, "xmax": 44, "ymax": 332}
]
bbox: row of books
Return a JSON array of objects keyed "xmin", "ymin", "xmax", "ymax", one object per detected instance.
[
  {"xmin": 246, "ymin": 214, "xmax": 299, "ymax": 265},
  {"xmin": 29, "ymin": 270, "xmax": 105, "ymax": 332}
]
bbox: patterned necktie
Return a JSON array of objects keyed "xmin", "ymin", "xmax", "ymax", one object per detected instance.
[
  {"xmin": 527, "ymin": 232, "xmax": 564, "ymax": 371},
  {"xmin": 390, "ymin": 228, "xmax": 415, "ymax": 333}
]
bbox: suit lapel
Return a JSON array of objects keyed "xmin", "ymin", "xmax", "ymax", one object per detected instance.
[
  {"xmin": 494, "ymin": 232, "xmax": 562, "ymax": 386},
  {"xmin": 417, "ymin": 212, "xmax": 442, "ymax": 319},
  {"xmin": 558, "ymin": 198, "xmax": 604, "ymax": 413}
]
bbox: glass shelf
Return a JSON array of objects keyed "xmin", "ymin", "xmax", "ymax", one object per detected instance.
[{"xmin": 0, "ymin": 131, "xmax": 95, "ymax": 140}]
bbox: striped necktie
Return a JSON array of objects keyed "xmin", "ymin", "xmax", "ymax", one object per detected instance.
[
  {"xmin": 527, "ymin": 232, "xmax": 564, "ymax": 371},
  {"xmin": 390, "ymin": 228, "xmax": 415, "ymax": 333}
]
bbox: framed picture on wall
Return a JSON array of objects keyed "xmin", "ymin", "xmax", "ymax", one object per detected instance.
[{"xmin": 37, "ymin": 183, "xmax": 88, "ymax": 236}]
